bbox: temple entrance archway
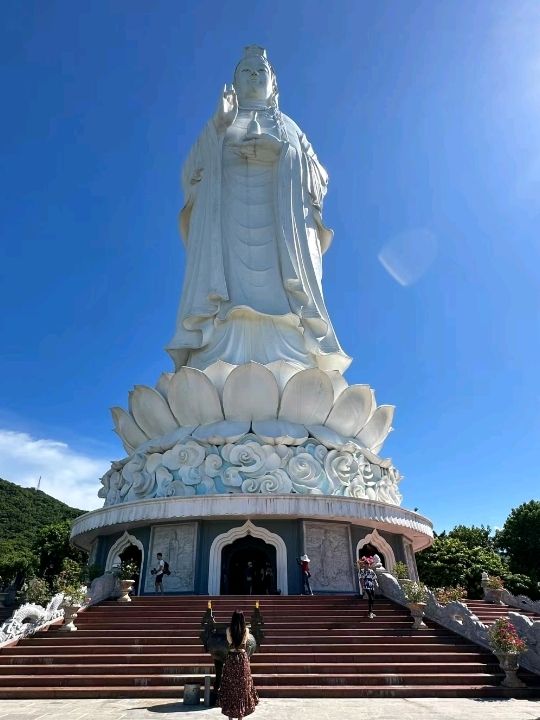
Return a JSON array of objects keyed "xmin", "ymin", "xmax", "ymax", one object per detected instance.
[
  {"xmin": 105, "ymin": 531, "xmax": 145, "ymax": 595},
  {"xmin": 119, "ymin": 544, "xmax": 142, "ymax": 596},
  {"xmin": 208, "ymin": 520, "xmax": 288, "ymax": 595},
  {"xmin": 356, "ymin": 529, "xmax": 396, "ymax": 573},
  {"xmin": 221, "ymin": 536, "xmax": 276, "ymax": 595},
  {"xmin": 358, "ymin": 542, "xmax": 386, "ymax": 568}
]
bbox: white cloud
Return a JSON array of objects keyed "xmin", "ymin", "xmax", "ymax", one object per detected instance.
[{"xmin": 0, "ymin": 429, "xmax": 108, "ymax": 511}]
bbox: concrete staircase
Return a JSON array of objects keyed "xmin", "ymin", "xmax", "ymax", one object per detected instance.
[{"xmin": 0, "ymin": 594, "xmax": 538, "ymax": 699}]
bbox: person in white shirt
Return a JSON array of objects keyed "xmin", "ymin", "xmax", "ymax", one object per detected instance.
[{"xmin": 152, "ymin": 553, "xmax": 165, "ymax": 594}]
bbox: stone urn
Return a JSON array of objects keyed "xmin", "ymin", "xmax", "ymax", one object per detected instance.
[
  {"xmin": 496, "ymin": 652, "xmax": 525, "ymax": 688},
  {"xmin": 117, "ymin": 579, "xmax": 135, "ymax": 603},
  {"xmin": 60, "ymin": 603, "xmax": 81, "ymax": 632},
  {"xmin": 407, "ymin": 601, "xmax": 427, "ymax": 630}
]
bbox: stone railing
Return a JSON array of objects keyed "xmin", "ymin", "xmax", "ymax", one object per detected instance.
[
  {"xmin": 501, "ymin": 590, "xmax": 540, "ymax": 615},
  {"xmin": 505, "ymin": 611, "xmax": 540, "ymax": 676},
  {"xmin": 0, "ymin": 572, "xmax": 120, "ymax": 648},
  {"xmin": 84, "ymin": 572, "xmax": 120, "ymax": 606},
  {"xmin": 480, "ymin": 572, "xmax": 540, "ymax": 615},
  {"xmin": 0, "ymin": 593, "xmax": 65, "ymax": 647},
  {"xmin": 375, "ymin": 568, "xmax": 540, "ymax": 677}
]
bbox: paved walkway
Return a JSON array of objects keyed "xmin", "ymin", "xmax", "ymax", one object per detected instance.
[{"xmin": 0, "ymin": 698, "xmax": 538, "ymax": 720}]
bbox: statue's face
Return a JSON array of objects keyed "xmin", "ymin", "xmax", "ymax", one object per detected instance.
[{"xmin": 235, "ymin": 57, "xmax": 273, "ymax": 103}]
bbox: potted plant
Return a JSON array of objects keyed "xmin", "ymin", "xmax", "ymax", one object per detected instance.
[
  {"xmin": 488, "ymin": 617, "xmax": 526, "ymax": 688},
  {"xmin": 117, "ymin": 561, "xmax": 138, "ymax": 603},
  {"xmin": 54, "ymin": 559, "xmax": 87, "ymax": 632},
  {"xmin": 58, "ymin": 583, "xmax": 87, "ymax": 632},
  {"xmin": 483, "ymin": 574, "xmax": 505, "ymax": 605},
  {"xmin": 393, "ymin": 561, "xmax": 409, "ymax": 581},
  {"xmin": 403, "ymin": 581, "xmax": 429, "ymax": 629}
]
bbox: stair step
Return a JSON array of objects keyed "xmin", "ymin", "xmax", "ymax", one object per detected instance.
[
  {"xmin": 0, "ymin": 661, "xmax": 498, "ymax": 674},
  {"xmin": 0, "ymin": 684, "xmax": 537, "ymax": 700},
  {"xmin": 0, "ymin": 671, "xmax": 506, "ymax": 688}
]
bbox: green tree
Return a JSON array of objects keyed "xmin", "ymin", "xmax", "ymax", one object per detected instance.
[
  {"xmin": 0, "ymin": 539, "xmax": 37, "ymax": 587},
  {"xmin": 416, "ymin": 536, "xmax": 508, "ymax": 598},
  {"xmin": 33, "ymin": 520, "xmax": 87, "ymax": 588},
  {"xmin": 445, "ymin": 524, "xmax": 493, "ymax": 549},
  {"xmin": 496, "ymin": 500, "xmax": 540, "ymax": 585}
]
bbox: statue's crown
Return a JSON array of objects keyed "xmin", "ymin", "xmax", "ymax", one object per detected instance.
[{"xmin": 243, "ymin": 45, "xmax": 267, "ymax": 60}]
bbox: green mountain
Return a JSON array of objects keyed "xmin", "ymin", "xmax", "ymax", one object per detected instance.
[{"xmin": 0, "ymin": 477, "xmax": 84, "ymax": 549}]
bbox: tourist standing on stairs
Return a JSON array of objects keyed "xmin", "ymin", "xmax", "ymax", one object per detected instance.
[
  {"xmin": 358, "ymin": 557, "xmax": 377, "ymax": 618},
  {"xmin": 296, "ymin": 554, "xmax": 313, "ymax": 595},
  {"xmin": 263, "ymin": 563, "xmax": 274, "ymax": 595},
  {"xmin": 218, "ymin": 609, "xmax": 259, "ymax": 720},
  {"xmin": 151, "ymin": 552, "xmax": 165, "ymax": 594},
  {"xmin": 245, "ymin": 561, "xmax": 254, "ymax": 595}
]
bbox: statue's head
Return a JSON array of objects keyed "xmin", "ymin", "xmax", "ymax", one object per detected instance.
[{"xmin": 234, "ymin": 45, "xmax": 278, "ymax": 107}]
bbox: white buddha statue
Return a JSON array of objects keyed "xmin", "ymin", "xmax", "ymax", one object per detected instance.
[{"xmin": 167, "ymin": 45, "xmax": 351, "ymax": 374}]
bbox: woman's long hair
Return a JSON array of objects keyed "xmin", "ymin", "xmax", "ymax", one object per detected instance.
[{"xmin": 229, "ymin": 609, "xmax": 246, "ymax": 648}]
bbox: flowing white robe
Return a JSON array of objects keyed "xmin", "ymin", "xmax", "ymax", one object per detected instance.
[{"xmin": 166, "ymin": 106, "xmax": 351, "ymax": 374}]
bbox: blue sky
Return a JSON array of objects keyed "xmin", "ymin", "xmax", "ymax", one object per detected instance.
[{"xmin": 1, "ymin": 1, "xmax": 539, "ymax": 527}]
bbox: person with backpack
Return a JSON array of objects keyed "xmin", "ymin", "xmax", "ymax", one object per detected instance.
[{"xmin": 151, "ymin": 552, "xmax": 171, "ymax": 594}]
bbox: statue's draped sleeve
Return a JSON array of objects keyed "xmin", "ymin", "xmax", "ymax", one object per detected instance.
[
  {"xmin": 168, "ymin": 121, "xmax": 229, "ymax": 368},
  {"xmin": 274, "ymin": 115, "xmax": 347, "ymax": 365},
  {"xmin": 299, "ymin": 131, "xmax": 333, "ymax": 254}
]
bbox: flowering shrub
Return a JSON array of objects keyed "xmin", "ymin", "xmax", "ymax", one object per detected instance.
[
  {"xmin": 403, "ymin": 581, "xmax": 429, "ymax": 604},
  {"xmin": 488, "ymin": 618, "xmax": 526, "ymax": 654},
  {"xmin": 485, "ymin": 575, "xmax": 504, "ymax": 590},
  {"xmin": 54, "ymin": 558, "xmax": 87, "ymax": 604},
  {"xmin": 434, "ymin": 585, "xmax": 467, "ymax": 604},
  {"xmin": 118, "ymin": 561, "xmax": 139, "ymax": 581},
  {"xmin": 19, "ymin": 577, "xmax": 50, "ymax": 606}
]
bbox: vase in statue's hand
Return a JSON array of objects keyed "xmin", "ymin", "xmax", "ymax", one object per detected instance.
[
  {"xmin": 214, "ymin": 83, "xmax": 238, "ymax": 131},
  {"xmin": 245, "ymin": 111, "xmax": 262, "ymax": 139}
]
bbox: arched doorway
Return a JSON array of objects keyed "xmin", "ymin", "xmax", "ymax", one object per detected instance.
[
  {"xmin": 356, "ymin": 529, "xmax": 396, "ymax": 574},
  {"xmin": 358, "ymin": 542, "xmax": 386, "ymax": 568},
  {"xmin": 208, "ymin": 520, "xmax": 288, "ymax": 595},
  {"xmin": 119, "ymin": 544, "xmax": 142, "ymax": 596},
  {"xmin": 105, "ymin": 531, "xmax": 145, "ymax": 595},
  {"xmin": 221, "ymin": 536, "xmax": 276, "ymax": 595}
]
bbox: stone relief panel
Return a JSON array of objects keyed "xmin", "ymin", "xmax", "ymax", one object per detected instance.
[
  {"xmin": 144, "ymin": 522, "xmax": 197, "ymax": 593},
  {"xmin": 304, "ymin": 521, "xmax": 355, "ymax": 592}
]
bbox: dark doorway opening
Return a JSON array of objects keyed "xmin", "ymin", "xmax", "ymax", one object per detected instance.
[
  {"xmin": 119, "ymin": 544, "xmax": 142, "ymax": 595},
  {"xmin": 221, "ymin": 536, "xmax": 277, "ymax": 595},
  {"xmin": 358, "ymin": 543, "xmax": 385, "ymax": 568}
]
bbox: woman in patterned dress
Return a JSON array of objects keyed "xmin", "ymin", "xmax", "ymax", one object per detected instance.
[
  {"xmin": 358, "ymin": 557, "xmax": 378, "ymax": 618},
  {"xmin": 218, "ymin": 610, "xmax": 259, "ymax": 719}
]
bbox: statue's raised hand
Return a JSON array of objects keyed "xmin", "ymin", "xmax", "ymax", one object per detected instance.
[{"xmin": 214, "ymin": 84, "xmax": 237, "ymax": 131}]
